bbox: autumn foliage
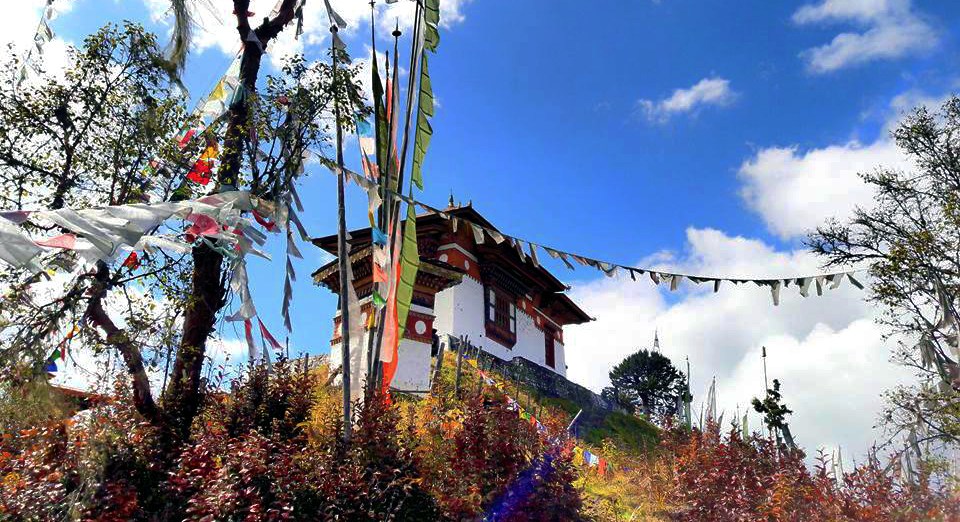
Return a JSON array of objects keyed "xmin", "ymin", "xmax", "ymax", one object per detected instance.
[
  {"xmin": 1, "ymin": 360, "xmax": 958, "ymax": 520},
  {"xmin": 574, "ymin": 420, "xmax": 958, "ymax": 521},
  {"xmin": 0, "ymin": 360, "xmax": 580, "ymax": 520}
]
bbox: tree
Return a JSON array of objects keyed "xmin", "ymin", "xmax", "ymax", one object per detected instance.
[
  {"xmin": 161, "ymin": 0, "xmax": 303, "ymax": 439},
  {"xmin": 0, "ymin": 13, "xmax": 368, "ymax": 443},
  {"xmin": 751, "ymin": 379, "xmax": 797, "ymax": 450},
  {"xmin": 603, "ymin": 349, "xmax": 685, "ymax": 418},
  {"xmin": 0, "ymin": 24, "xmax": 193, "ymax": 432},
  {"xmin": 808, "ymin": 96, "xmax": 960, "ymax": 452}
]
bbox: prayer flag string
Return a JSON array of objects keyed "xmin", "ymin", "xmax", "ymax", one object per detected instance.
[{"xmin": 328, "ymin": 165, "xmax": 868, "ymax": 307}]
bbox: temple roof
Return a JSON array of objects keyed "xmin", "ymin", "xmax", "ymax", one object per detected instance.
[{"xmin": 311, "ymin": 204, "xmax": 592, "ymax": 325}]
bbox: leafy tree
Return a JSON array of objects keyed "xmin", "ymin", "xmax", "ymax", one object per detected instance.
[
  {"xmin": 809, "ymin": 97, "xmax": 960, "ymax": 451},
  {"xmin": 751, "ymin": 379, "xmax": 797, "ymax": 450},
  {"xmin": 0, "ymin": 4, "xmax": 368, "ymax": 444},
  {"xmin": 603, "ymin": 349, "xmax": 685, "ymax": 418}
]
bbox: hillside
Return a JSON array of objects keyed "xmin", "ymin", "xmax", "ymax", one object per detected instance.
[{"xmin": 2, "ymin": 353, "xmax": 958, "ymax": 520}]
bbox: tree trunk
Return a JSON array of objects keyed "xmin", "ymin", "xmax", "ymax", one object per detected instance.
[
  {"xmin": 162, "ymin": 243, "xmax": 225, "ymax": 438},
  {"xmin": 85, "ymin": 261, "xmax": 164, "ymax": 428},
  {"xmin": 161, "ymin": 0, "xmax": 298, "ymax": 439}
]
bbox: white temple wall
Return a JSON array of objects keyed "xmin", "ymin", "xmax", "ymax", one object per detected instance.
[
  {"xmin": 330, "ymin": 335, "xmax": 433, "ymax": 394},
  {"xmin": 434, "ymin": 276, "xmax": 566, "ymax": 377}
]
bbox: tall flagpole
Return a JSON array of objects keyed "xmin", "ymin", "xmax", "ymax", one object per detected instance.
[
  {"xmin": 331, "ymin": 23, "xmax": 352, "ymax": 443},
  {"xmin": 367, "ymin": 0, "xmax": 385, "ymax": 395},
  {"xmin": 762, "ymin": 345, "xmax": 772, "ymax": 439},
  {"xmin": 396, "ymin": 1, "xmax": 424, "ymax": 186},
  {"xmin": 762, "ymin": 345, "xmax": 769, "ymax": 391},
  {"xmin": 685, "ymin": 355, "xmax": 692, "ymax": 429}
]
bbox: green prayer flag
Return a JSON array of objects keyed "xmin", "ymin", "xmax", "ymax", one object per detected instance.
[
  {"xmin": 396, "ymin": 201, "xmax": 420, "ymax": 338},
  {"xmin": 411, "ymin": 53, "xmax": 434, "ymax": 190},
  {"xmin": 423, "ymin": 0, "xmax": 440, "ymax": 53},
  {"xmin": 372, "ymin": 289, "xmax": 386, "ymax": 309},
  {"xmin": 371, "ymin": 49, "xmax": 389, "ymax": 198}
]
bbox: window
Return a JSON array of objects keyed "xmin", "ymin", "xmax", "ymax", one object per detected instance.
[
  {"xmin": 485, "ymin": 286, "xmax": 517, "ymax": 347},
  {"xmin": 544, "ymin": 333, "xmax": 556, "ymax": 369}
]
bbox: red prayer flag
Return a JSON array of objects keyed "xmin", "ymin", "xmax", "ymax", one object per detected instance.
[
  {"xmin": 244, "ymin": 319, "xmax": 258, "ymax": 360},
  {"xmin": 185, "ymin": 213, "xmax": 219, "ymax": 238},
  {"xmin": 122, "ymin": 251, "xmax": 140, "ymax": 269},
  {"xmin": 186, "ymin": 159, "xmax": 213, "ymax": 185},
  {"xmin": 373, "ymin": 260, "xmax": 387, "ymax": 283},
  {"xmin": 252, "ymin": 210, "xmax": 278, "ymax": 232},
  {"xmin": 177, "ymin": 128, "xmax": 196, "ymax": 148},
  {"xmin": 258, "ymin": 318, "xmax": 283, "ymax": 351},
  {"xmin": 380, "ymin": 228, "xmax": 404, "ymax": 398},
  {"xmin": 35, "ymin": 233, "xmax": 76, "ymax": 249}
]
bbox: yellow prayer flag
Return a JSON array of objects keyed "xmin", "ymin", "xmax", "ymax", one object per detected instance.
[
  {"xmin": 199, "ymin": 145, "xmax": 218, "ymax": 161},
  {"xmin": 210, "ymin": 79, "xmax": 226, "ymax": 102}
]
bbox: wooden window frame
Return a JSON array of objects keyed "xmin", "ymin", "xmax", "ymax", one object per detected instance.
[
  {"xmin": 544, "ymin": 329, "xmax": 556, "ymax": 369},
  {"xmin": 484, "ymin": 285, "xmax": 517, "ymax": 348}
]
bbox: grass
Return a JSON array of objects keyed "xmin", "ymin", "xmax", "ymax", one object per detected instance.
[{"xmin": 584, "ymin": 411, "xmax": 660, "ymax": 454}]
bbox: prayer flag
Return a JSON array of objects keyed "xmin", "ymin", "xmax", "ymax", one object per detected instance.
[
  {"xmin": 411, "ymin": 51, "xmax": 434, "ymax": 190},
  {"xmin": 396, "ymin": 202, "xmax": 420, "ymax": 338},
  {"xmin": 847, "ymin": 272, "xmax": 864, "ymax": 289},
  {"xmin": 35, "ymin": 233, "xmax": 76, "ymax": 250},
  {"xmin": 0, "ymin": 210, "xmax": 31, "ymax": 224},
  {"xmin": 372, "ymin": 226, "xmax": 388, "ymax": 246},
  {"xmin": 356, "ymin": 117, "xmax": 372, "ymax": 136},
  {"xmin": 322, "ymin": 0, "xmax": 347, "ymax": 28},
  {"xmin": 244, "ymin": 318, "xmax": 259, "ymax": 361},
  {"xmin": 373, "ymin": 258, "xmax": 387, "ymax": 283},
  {"xmin": 258, "ymin": 318, "xmax": 283, "ymax": 351},
  {"xmin": 422, "ymin": 0, "xmax": 440, "ymax": 52},
  {"xmin": 252, "ymin": 210, "xmax": 278, "ymax": 232},
  {"xmin": 185, "ymin": 213, "xmax": 219, "ymax": 238},
  {"xmin": 177, "ymin": 128, "xmax": 196, "ymax": 148},
  {"xmin": 122, "ymin": 251, "xmax": 140, "ymax": 270},
  {"xmin": 573, "ymin": 447, "xmax": 584, "ymax": 466},
  {"xmin": 186, "ymin": 158, "xmax": 213, "ymax": 185},
  {"xmin": 372, "ymin": 289, "xmax": 386, "ymax": 308}
]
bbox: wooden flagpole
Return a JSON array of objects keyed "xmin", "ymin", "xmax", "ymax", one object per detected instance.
[{"xmin": 330, "ymin": 24, "xmax": 352, "ymax": 443}]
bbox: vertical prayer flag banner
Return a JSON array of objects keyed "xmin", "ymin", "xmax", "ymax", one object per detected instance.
[
  {"xmin": 396, "ymin": 202, "xmax": 420, "ymax": 339},
  {"xmin": 411, "ymin": 51, "xmax": 434, "ymax": 190}
]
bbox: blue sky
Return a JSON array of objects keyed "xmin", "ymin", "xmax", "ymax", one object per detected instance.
[{"xmin": 16, "ymin": 0, "xmax": 960, "ymax": 463}]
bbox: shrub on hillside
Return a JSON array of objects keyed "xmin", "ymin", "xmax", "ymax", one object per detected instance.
[
  {"xmin": 1, "ymin": 359, "xmax": 588, "ymax": 520},
  {"xmin": 404, "ymin": 380, "xmax": 584, "ymax": 520},
  {"xmin": 662, "ymin": 423, "xmax": 959, "ymax": 522}
]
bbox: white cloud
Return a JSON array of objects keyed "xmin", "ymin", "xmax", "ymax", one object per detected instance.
[
  {"xmin": 636, "ymin": 77, "xmax": 736, "ymax": 123},
  {"xmin": 564, "ymin": 227, "xmax": 909, "ymax": 465},
  {"xmin": 143, "ymin": 0, "xmax": 471, "ymax": 69},
  {"xmin": 0, "ymin": 0, "xmax": 74, "ymax": 50},
  {"xmin": 53, "ymin": 334, "xmax": 253, "ymax": 395},
  {"xmin": 793, "ymin": 0, "xmax": 937, "ymax": 73},
  {"xmin": 738, "ymin": 140, "xmax": 906, "ymax": 240},
  {"xmin": 736, "ymin": 90, "xmax": 951, "ymax": 240},
  {"xmin": 0, "ymin": 0, "xmax": 72, "ymax": 82}
]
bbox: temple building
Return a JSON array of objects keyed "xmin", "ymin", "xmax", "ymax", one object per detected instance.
[{"xmin": 311, "ymin": 201, "xmax": 592, "ymax": 393}]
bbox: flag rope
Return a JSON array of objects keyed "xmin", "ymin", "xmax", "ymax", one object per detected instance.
[{"xmin": 329, "ymin": 164, "xmax": 869, "ymax": 306}]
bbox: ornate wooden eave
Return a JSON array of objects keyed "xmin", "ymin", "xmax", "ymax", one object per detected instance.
[
  {"xmin": 309, "ymin": 204, "xmax": 591, "ymax": 327},
  {"xmin": 312, "ymin": 245, "xmax": 464, "ymax": 297}
]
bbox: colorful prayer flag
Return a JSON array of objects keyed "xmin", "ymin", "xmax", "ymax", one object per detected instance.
[{"xmin": 258, "ymin": 318, "xmax": 283, "ymax": 351}]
